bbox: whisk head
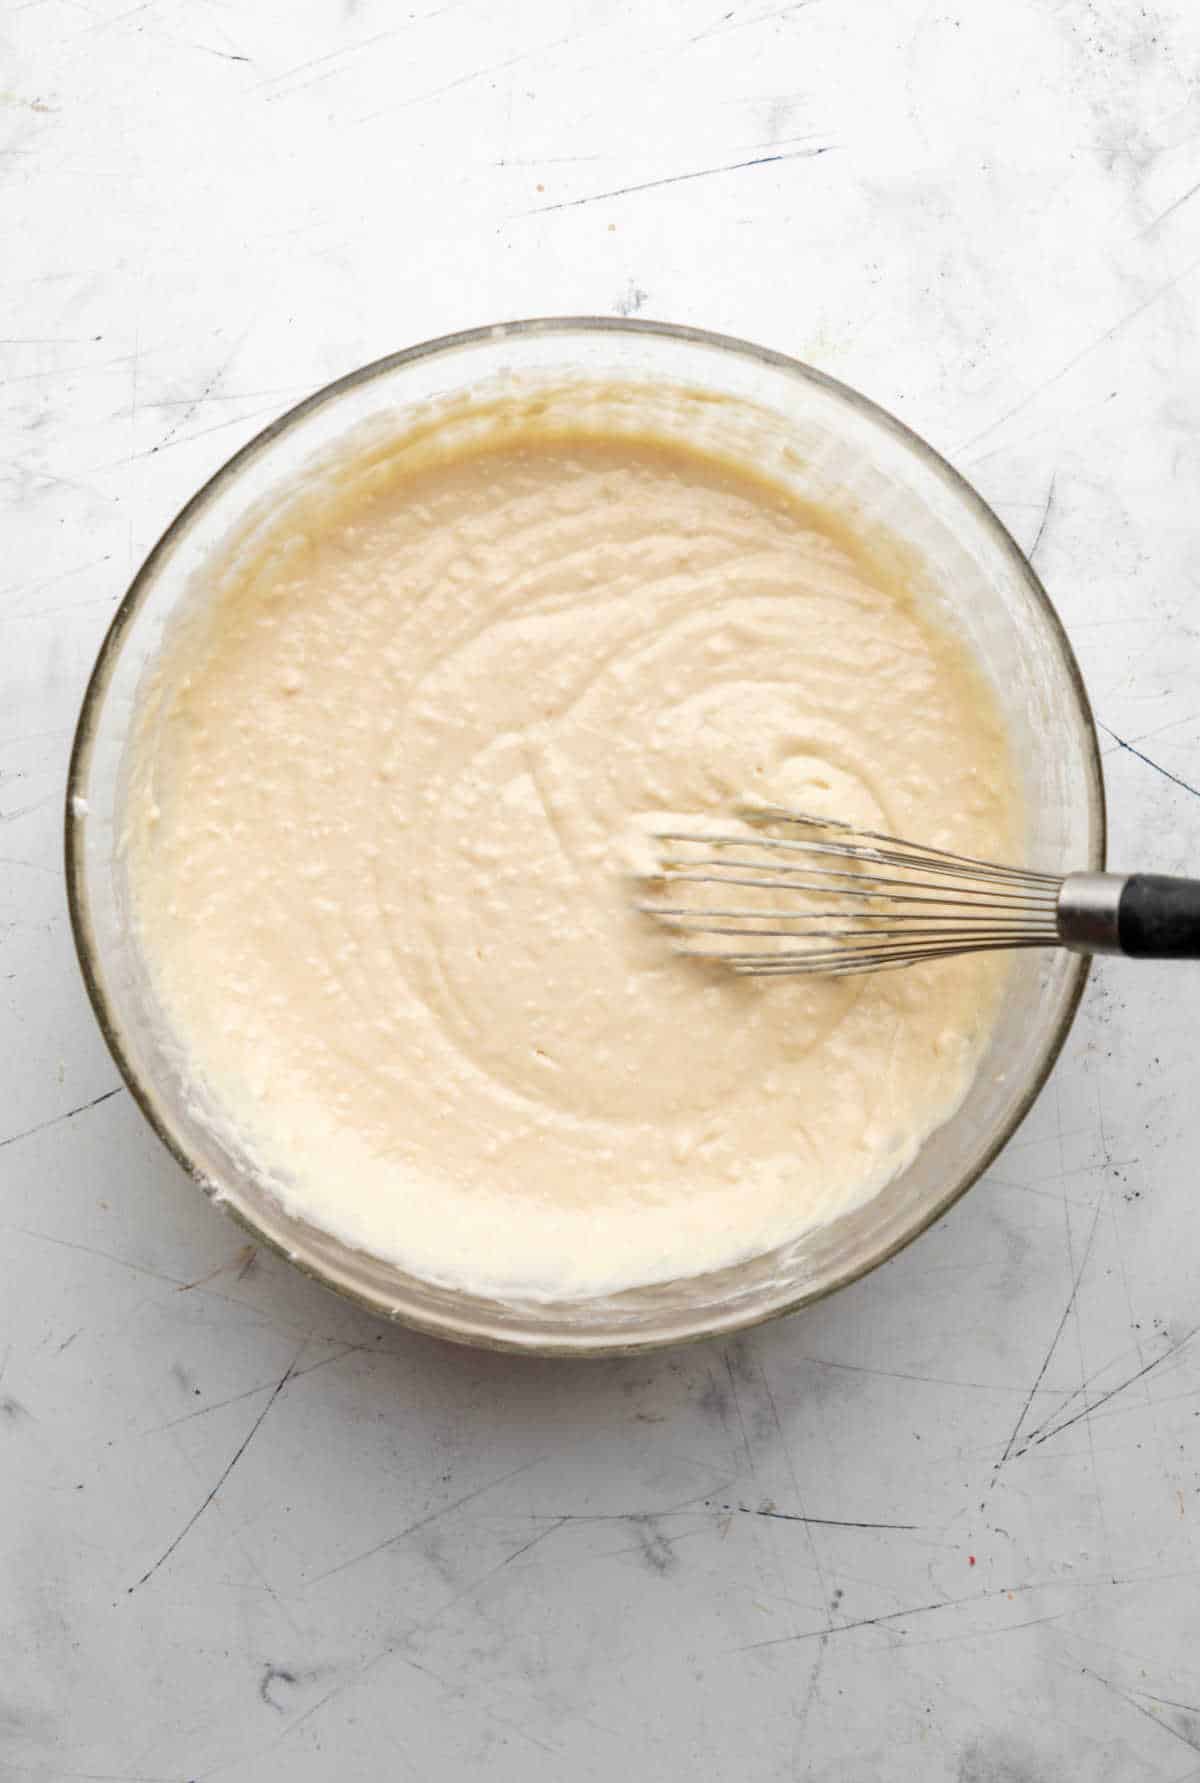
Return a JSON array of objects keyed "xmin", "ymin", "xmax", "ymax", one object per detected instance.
[{"xmin": 635, "ymin": 807, "xmax": 1063, "ymax": 976}]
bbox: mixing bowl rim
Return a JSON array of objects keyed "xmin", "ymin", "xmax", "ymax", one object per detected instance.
[{"xmin": 64, "ymin": 316, "xmax": 1106, "ymax": 1355}]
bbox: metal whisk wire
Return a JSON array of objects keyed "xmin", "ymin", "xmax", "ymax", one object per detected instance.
[{"xmin": 638, "ymin": 808, "xmax": 1064, "ymax": 976}]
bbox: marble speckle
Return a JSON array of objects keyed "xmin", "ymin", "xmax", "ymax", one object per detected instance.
[{"xmin": 613, "ymin": 280, "xmax": 649, "ymax": 316}]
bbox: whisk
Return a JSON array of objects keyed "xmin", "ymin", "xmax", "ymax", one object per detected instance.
[{"xmin": 636, "ymin": 808, "xmax": 1200, "ymax": 976}]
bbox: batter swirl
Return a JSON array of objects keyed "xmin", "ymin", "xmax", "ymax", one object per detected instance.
[{"xmin": 126, "ymin": 401, "xmax": 1019, "ymax": 1298}]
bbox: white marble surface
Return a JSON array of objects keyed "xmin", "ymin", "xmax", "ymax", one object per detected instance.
[{"xmin": 5, "ymin": 1, "xmax": 1200, "ymax": 1776}]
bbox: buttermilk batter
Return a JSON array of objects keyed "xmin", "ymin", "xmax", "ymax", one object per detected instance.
[{"xmin": 126, "ymin": 395, "xmax": 1019, "ymax": 1299}]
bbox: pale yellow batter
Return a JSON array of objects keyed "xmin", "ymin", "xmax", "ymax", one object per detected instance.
[{"xmin": 126, "ymin": 400, "xmax": 1019, "ymax": 1300}]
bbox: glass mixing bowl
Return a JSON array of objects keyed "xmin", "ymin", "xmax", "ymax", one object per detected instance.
[{"xmin": 66, "ymin": 320, "xmax": 1104, "ymax": 1355}]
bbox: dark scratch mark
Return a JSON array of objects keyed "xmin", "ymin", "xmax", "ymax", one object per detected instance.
[
  {"xmin": 903, "ymin": 1608, "xmax": 1064, "ymax": 1651},
  {"xmin": 1016, "ymin": 1109, "xmax": 1140, "ymax": 1447},
  {"xmin": 738, "ymin": 1570, "xmax": 1190, "ymax": 1655},
  {"xmin": 492, "ymin": 1519, "xmax": 567, "ymax": 1575},
  {"xmin": 716, "ymin": 1502, "xmax": 919, "ymax": 1531},
  {"xmin": 146, "ymin": 386, "xmax": 300, "ymax": 410},
  {"xmin": 42, "ymin": 1771, "xmax": 180, "ymax": 1780},
  {"xmin": 0, "ymin": 852, "xmax": 72, "ymax": 873},
  {"xmin": 1129, "ymin": 708, "xmax": 1200, "ymax": 745},
  {"xmin": 261, "ymin": 1524, "xmax": 568, "ymax": 1754},
  {"xmin": 958, "ymin": 244, "xmax": 1200, "ymax": 455},
  {"xmin": 525, "ymin": 145, "xmax": 835, "ymax": 215},
  {"xmin": 747, "ymin": 1338, "xmax": 838, "ymax": 1738},
  {"xmin": 1101, "ymin": 1084, "xmax": 1148, "ymax": 1403},
  {"xmin": 255, "ymin": 30, "xmax": 395, "ymax": 92},
  {"xmin": 110, "ymin": 399, "xmax": 292, "ymax": 467},
  {"xmin": 723, "ymin": 1350, "xmax": 754, "ymax": 1470},
  {"xmin": 251, "ymin": 1673, "xmax": 351, "ymax": 1757},
  {"xmin": 739, "ymin": 1596, "xmax": 950, "ymax": 1651},
  {"xmin": 129, "ymin": 1340, "xmax": 306, "ymax": 1593},
  {"xmin": 508, "ymin": 1480, "xmax": 741, "ymax": 1528},
  {"xmin": 1029, "ymin": 471, "xmax": 1057, "ymax": 563},
  {"xmin": 0, "ymin": 1084, "xmax": 124, "ymax": 1151},
  {"xmin": 1139, "ymin": 1688, "xmax": 1200, "ymax": 1716},
  {"xmin": 0, "ymin": 453, "xmax": 104, "ymax": 500},
  {"xmin": 55, "ymin": 1329, "xmax": 81, "ymax": 1354},
  {"xmin": 1065, "ymin": 1107, "xmax": 1110, "ymax": 1570},
  {"xmin": 1098, "ymin": 723, "xmax": 1200, "ymax": 801},
  {"xmin": 0, "ymin": 1394, "xmax": 32, "ymax": 1423},
  {"xmin": 177, "ymin": 1243, "xmax": 257, "ymax": 1292},
  {"xmin": 0, "ymin": 792, "xmax": 57, "ymax": 823},
  {"xmin": 493, "ymin": 152, "xmax": 605, "ymax": 168},
  {"xmin": 142, "ymin": 1345, "xmax": 359, "ymax": 1434},
  {"xmin": 148, "ymin": 347, "xmax": 240, "ymax": 457},
  {"xmin": 358, "ymin": 33, "xmax": 574, "ymax": 122},
  {"xmin": 1083, "ymin": 1666, "xmax": 1200, "ymax": 1754},
  {"xmin": 0, "ymin": 552, "xmax": 111, "ymax": 610},
  {"xmin": 691, "ymin": 5, "xmax": 733, "ymax": 38},
  {"xmin": 1010, "ymin": 1336, "xmax": 1106, "ymax": 1442},
  {"xmin": 984, "ymin": 1197, "xmax": 1102, "ymax": 1499},
  {"xmin": 259, "ymin": 1664, "xmax": 298, "ymax": 1713},
  {"xmin": 413, "ymin": 0, "xmax": 499, "ymax": 21},
  {"xmin": 190, "ymin": 43, "xmax": 251, "ymax": 61},
  {"xmin": 688, "ymin": 0, "xmax": 818, "ymax": 45},
  {"xmin": 1024, "ymin": 1326, "xmax": 1199, "ymax": 1451},
  {"xmin": 239, "ymin": 1540, "xmax": 301, "ymax": 1639},
  {"xmin": 1141, "ymin": 176, "xmax": 1200, "ymax": 237},
  {"xmin": 67, "ymin": 0, "xmax": 160, "ymax": 40},
  {"xmin": 304, "ymin": 1456, "xmax": 543, "ymax": 1587},
  {"xmin": 395, "ymin": 1654, "xmax": 564, "ymax": 1757},
  {"xmin": 402, "ymin": 1522, "xmax": 570, "ymax": 1649},
  {"xmin": 798, "ymin": 1353, "xmax": 1048, "ymax": 1394},
  {"xmin": 0, "ymin": 1222, "xmax": 184, "ymax": 1288}
]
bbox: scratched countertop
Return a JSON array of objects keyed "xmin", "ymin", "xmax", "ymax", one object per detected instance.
[{"xmin": 5, "ymin": 2, "xmax": 1200, "ymax": 1778}]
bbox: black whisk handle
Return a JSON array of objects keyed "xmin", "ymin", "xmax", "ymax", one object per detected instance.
[{"xmin": 1118, "ymin": 874, "xmax": 1200, "ymax": 959}]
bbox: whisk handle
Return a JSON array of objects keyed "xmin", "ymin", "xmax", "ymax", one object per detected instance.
[
  {"xmin": 1117, "ymin": 874, "xmax": 1200, "ymax": 959},
  {"xmin": 1058, "ymin": 872, "xmax": 1200, "ymax": 958}
]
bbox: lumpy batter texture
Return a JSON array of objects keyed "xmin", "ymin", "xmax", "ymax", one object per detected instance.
[{"xmin": 127, "ymin": 416, "xmax": 1019, "ymax": 1298}]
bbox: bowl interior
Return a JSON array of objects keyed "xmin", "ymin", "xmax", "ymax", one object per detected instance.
[{"xmin": 66, "ymin": 320, "xmax": 1104, "ymax": 1353}]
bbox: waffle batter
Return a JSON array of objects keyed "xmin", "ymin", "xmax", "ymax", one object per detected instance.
[{"xmin": 126, "ymin": 402, "xmax": 1019, "ymax": 1299}]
